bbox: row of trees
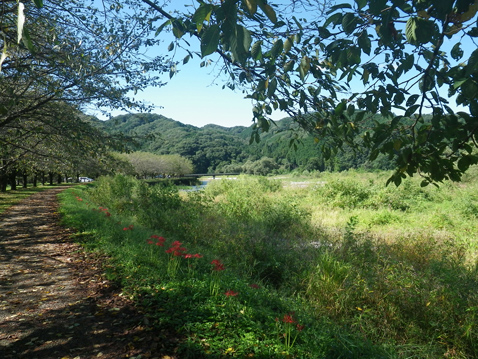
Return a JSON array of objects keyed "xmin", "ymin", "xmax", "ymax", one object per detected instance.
[
  {"xmin": 115, "ymin": 152, "xmax": 194, "ymax": 178},
  {"xmin": 0, "ymin": 0, "xmax": 168, "ymax": 191}
]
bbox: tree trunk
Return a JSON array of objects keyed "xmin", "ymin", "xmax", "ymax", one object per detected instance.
[
  {"xmin": 57, "ymin": 174, "xmax": 62, "ymax": 184},
  {"xmin": 9, "ymin": 171, "xmax": 17, "ymax": 190},
  {"xmin": 33, "ymin": 174, "xmax": 38, "ymax": 187},
  {"xmin": 49, "ymin": 172, "xmax": 54, "ymax": 185},
  {"xmin": 22, "ymin": 173, "xmax": 28, "ymax": 188}
]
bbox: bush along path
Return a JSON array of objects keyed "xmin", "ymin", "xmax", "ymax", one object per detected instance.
[{"xmin": 0, "ymin": 187, "xmax": 167, "ymax": 359}]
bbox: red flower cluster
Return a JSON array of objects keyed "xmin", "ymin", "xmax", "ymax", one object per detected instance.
[
  {"xmin": 165, "ymin": 240, "xmax": 187, "ymax": 257},
  {"xmin": 184, "ymin": 253, "xmax": 203, "ymax": 259},
  {"xmin": 123, "ymin": 225, "xmax": 134, "ymax": 231},
  {"xmin": 224, "ymin": 290, "xmax": 239, "ymax": 297},
  {"xmin": 211, "ymin": 259, "xmax": 225, "ymax": 271},
  {"xmin": 147, "ymin": 234, "xmax": 166, "ymax": 246},
  {"xmin": 282, "ymin": 312, "xmax": 296, "ymax": 324},
  {"xmin": 93, "ymin": 206, "xmax": 111, "ymax": 217},
  {"xmin": 76, "ymin": 196, "xmax": 83, "ymax": 201}
]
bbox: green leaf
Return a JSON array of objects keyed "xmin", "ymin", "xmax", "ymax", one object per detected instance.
[
  {"xmin": 230, "ymin": 25, "xmax": 252, "ymax": 64},
  {"xmin": 193, "ymin": 4, "xmax": 214, "ymax": 25},
  {"xmin": 327, "ymin": 3, "xmax": 353, "ymax": 14},
  {"xmin": 284, "ymin": 37, "xmax": 293, "ymax": 53},
  {"xmin": 458, "ymin": 156, "xmax": 471, "ymax": 172},
  {"xmin": 466, "ymin": 48, "xmax": 478, "ymax": 76},
  {"xmin": 405, "ymin": 17, "xmax": 435, "ymax": 45},
  {"xmin": 201, "ymin": 25, "xmax": 220, "ymax": 57},
  {"xmin": 299, "ymin": 56, "xmax": 311, "ymax": 80},
  {"xmin": 405, "ymin": 104, "xmax": 420, "ymax": 117},
  {"xmin": 451, "ymin": 42, "xmax": 464, "ymax": 61},
  {"xmin": 155, "ymin": 19, "xmax": 172, "ymax": 37},
  {"xmin": 406, "ymin": 94, "xmax": 420, "ymax": 106},
  {"xmin": 172, "ymin": 23, "xmax": 185, "ymax": 39},
  {"xmin": 357, "ymin": 31, "xmax": 371, "ymax": 55},
  {"xmin": 342, "ymin": 13, "xmax": 358, "ymax": 34},
  {"xmin": 168, "ymin": 42, "xmax": 174, "ymax": 51},
  {"xmin": 335, "ymin": 101, "xmax": 346, "ymax": 115},
  {"xmin": 33, "ymin": 0, "xmax": 43, "ymax": 8},
  {"xmin": 258, "ymin": 3, "xmax": 277, "ymax": 23},
  {"xmin": 244, "ymin": 0, "xmax": 258, "ymax": 15},
  {"xmin": 21, "ymin": 27, "xmax": 35, "ymax": 53},
  {"xmin": 355, "ymin": 0, "xmax": 367, "ymax": 10},
  {"xmin": 284, "ymin": 60, "xmax": 295, "ymax": 72},
  {"xmin": 324, "ymin": 13, "xmax": 342, "ymax": 28},
  {"xmin": 251, "ymin": 40, "xmax": 263, "ymax": 60},
  {"xmin": 461, "ymin": 79, "xmax": 478, "ymax": 99},
  {"xmin": 183, "ymin": 55, "xmax": 190, "ymax": 64},
  {"xmin": 270, "ymin": 39, "xmax": 283, "ymax": 58},
  {"xmin": 267, "ymin": 78, "xmax": 278, "ymax": 97}
]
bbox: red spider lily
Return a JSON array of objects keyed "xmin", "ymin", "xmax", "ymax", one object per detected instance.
[
  {"xmin": 211, "ymin": 259, "xmax": 225, "ymax": 271},
  {"xmin": 249, "ymin": 283, "xmax": 260, "ymax": 289},
  {"xmin": 282, "ymin": 313, "xmax": 296, "ymax": 324},
  {"xmin": 165, "ymin": 241, "xmax": 187, "ymax": 257},
  {"xmin": 224, "ymin": 290, "xmax": 239, "ymax": 297},
  {"xmin": 185, "ymin": 253, "xmax": 203, "ymax": 259},
  {"xmin": 76, "ymin": 196, "xmax": 83, "ymax": 201},
  {"xmin": 105, "ymin": 212, "xmax": 111, "ymax": 217},
  {"xmin": 123, "ymin": 225, "xmax": 134, "ymax": 231},
  {"xmin": 148, "ymin": 235, "xmax": 165, "ymax": 246}
]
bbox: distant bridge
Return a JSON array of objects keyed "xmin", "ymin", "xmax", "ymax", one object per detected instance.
[{"xmin": 184, "ymin": 173, "xmax": 240, "ymax": 179}]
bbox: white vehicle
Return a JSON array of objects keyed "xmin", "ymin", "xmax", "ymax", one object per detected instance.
[{"xmin": 79, "ymin": 177, "xmax": 93, "ymax": 182}]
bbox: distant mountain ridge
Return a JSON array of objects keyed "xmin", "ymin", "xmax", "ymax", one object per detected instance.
[{"xmin": 98, "ymin": 113, "xmax": 392, "ymax": 174}]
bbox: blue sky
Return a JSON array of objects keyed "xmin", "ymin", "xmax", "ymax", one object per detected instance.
[{"xmin": 100, "ymin": 0, "xmax": 473, "ymax": 128}]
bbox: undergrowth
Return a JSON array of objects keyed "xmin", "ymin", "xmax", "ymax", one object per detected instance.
[{"xmin": 58, "ymin": 173, "xmax": 478, "ymax": 358}]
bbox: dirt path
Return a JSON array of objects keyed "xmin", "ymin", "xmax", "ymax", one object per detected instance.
[{"xmin": 0, "ymin": 187, "xmax": 160, "ymax": 359}]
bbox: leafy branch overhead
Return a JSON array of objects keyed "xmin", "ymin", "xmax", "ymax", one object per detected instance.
[{"xmin": 147, "ymin": 0, "xmax": 478, "ymax": 185}]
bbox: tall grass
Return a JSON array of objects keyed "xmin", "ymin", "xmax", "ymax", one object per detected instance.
[{"xmin": 59, "ymin": 172, "xmax": 478, "ymax": 358}]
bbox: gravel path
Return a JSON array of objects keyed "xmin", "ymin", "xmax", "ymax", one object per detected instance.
[{"xmin": 0, "ymin": 187, "xmax": 160, "ymax": 359}]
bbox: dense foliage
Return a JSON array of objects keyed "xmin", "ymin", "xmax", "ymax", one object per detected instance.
[{"xmin": 101, "ymin": 112, "xmax": 395, "ymax": 174}]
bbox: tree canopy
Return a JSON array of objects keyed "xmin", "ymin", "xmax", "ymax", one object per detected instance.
[
  {"xmin": 0, "ymin": 0, "xmax": 169, "ymax": 183},
  {"xmin": 144, "ymin": 0, "xmax": 478, "ymax": 185}
]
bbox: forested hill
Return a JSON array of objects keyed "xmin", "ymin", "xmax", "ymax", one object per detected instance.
[{"xmin": 99, "ymin": 113, "xmax": 392, "ymax": 174}]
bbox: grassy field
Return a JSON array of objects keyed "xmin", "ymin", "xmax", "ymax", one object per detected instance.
[{"xmin": 57, "ymin": 171, "xmax": 478, "ymax": 358}]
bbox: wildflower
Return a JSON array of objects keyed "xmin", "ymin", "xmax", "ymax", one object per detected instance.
[
  {"xmin": 149, "ymin": 235, "xmax": 165, "ymax": 246},
  {"xmin": 211, "ymin": 259, "xmax": 225, "ymax": 271},
  {"xmin": 296, "ymin": 324, "xmax": 305, "ymax": 331},
  {"xmin": 249, "ymin": 283, "xmax": 260, "ymax": 289},
  {"xmin": 165, "ymin": 241, "xmax": 187, "ymax": 256},
  {"xmin": 282, "ymin": 313, "xmax": 296, "ymax": 324},
  {"xmin": 123, "ymin": 225, "xmax": 134, "ymax": 231},
  {"xmin": 224, "ymin": 290, "xmax": 238, "ymax": 297}
]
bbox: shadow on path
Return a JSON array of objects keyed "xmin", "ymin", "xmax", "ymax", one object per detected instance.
[{"xmin": 0, "ymin": 187, "xmax": 165, "ymax": 358}]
